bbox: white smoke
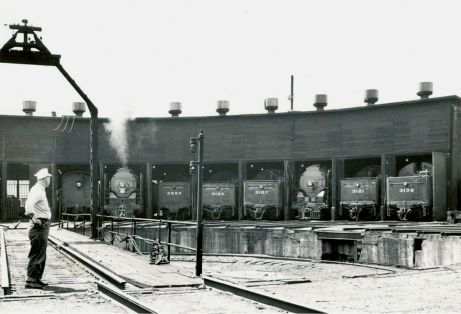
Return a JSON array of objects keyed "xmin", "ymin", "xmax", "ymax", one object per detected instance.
[{"xmin": 104, "ymin": 109, "xmax": 133, "ymax": 167}]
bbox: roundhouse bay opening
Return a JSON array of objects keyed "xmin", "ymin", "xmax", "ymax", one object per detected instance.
[{"xmin": 56, "ymin": 163, "xmax": 91, "ymax": 226}]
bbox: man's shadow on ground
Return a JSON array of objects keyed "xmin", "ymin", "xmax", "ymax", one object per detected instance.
[{"xmin": 43, "ymin": 286, "xmax": 87, "ymax": 293}]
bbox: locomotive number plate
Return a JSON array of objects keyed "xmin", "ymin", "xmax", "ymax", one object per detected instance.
[
  {"xmin": 399, "ymin": 188, "xmax": 415, "ymax": 193},
  {"xmin": 167, "ymin": 191, "xmax": 183, "ymax": 196},
  {"xmin": 212, "ymin": 192, "xmax": 225, "ymax": 196},
  {"xmin": 255, "ymin": 190, "xmax": 269, "ymax": 195},
  {"xmin": 352, "ymin": 189, "xmax": 365, "ymax": 194}
]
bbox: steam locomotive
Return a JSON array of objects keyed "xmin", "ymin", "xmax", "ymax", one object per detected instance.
[
  {"xmin": 292, "ymin": 165, "xmax": 330, "ymax": 220},
  {"xmin": 202, "ymin": 182, "xmax": 236, "ymax": 219},
  {"xmin": 104, "ymin": 167, "xmax": 143, "ymax": 217},
  {"xmin": 59, "ymin": 171, "xmax": 92, "ymax": 215},
  {"xmin": 340, "ymin": 165, "xmax": 381, "ymax": 220},
  {"xmin": 157, "ymin": 182, "xmax": 191, "ymax": 220},
  {"xmin": 387, "ymin": 162, "xmax": 433, "ymax": 220},
  {"xmin": 243, "ymin": 169, "xmax": 284, "ymax": 220}
]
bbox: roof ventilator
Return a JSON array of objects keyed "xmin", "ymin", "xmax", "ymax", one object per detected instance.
[
  {"xmin": 216, "ymin": 100, "xmax": 229, "ymax": 116},
  {"xmin": 417, "ymin": 82, "xmax": 433, "ymax": 99},
  {"xmin": 72, "ymin": 102, "xmax": 86, "ymax": 117},
  {"xmin": 23, "ymin": 100, "xmax": 36, "ymax": 116},
  {"xmin": 264, "ymin": 98, "xmax": 278, "ymax": 114},
  {"xmin": 169, "ymin": 102, "xmax": 182, "ymax": 117},
  {"xmin": 364, "ymin": 89, "xmax": 379, "ymax": 105},
  {"xmin": 313, "ymin": 94, "xmax": 328, "ymax": 111}
]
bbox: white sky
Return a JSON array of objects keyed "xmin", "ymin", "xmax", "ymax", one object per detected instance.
[{"xmin": 0, "ymin": 0, "xmax": 460, "ymax": 118}]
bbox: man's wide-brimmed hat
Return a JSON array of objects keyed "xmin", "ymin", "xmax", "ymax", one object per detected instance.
[{"xmin": 35, "ymin": 168, "xmax": 52, "ymax": 180}]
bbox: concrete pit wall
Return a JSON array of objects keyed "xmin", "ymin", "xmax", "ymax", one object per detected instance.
[
  {"xmin": 107, "ymin": 225, "xmax": 322, "ymax": 259},
  {"xmin": 101, "ymin": 225, "xmax": 461, "ymax": 269},
  {"xmin": 360, "ymin": 231, "xmax": 415, "ymax": 267}
]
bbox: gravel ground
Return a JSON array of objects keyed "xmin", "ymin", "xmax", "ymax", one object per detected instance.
[
  {"xmin": 130, "ymin": 286, "xmax": 287, "ymax": 314},
  {"xmin": 0, "ymin": 288, "xmax": 130, "ymax": 313},
  {"xmin": 162, "ymin": 255, "xmax": 461, "ymax": 313}
]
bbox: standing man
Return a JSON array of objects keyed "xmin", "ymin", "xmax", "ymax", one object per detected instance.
[{"xmin": 24, "ymin": 168, "xmax": 52, "ymax": 289}]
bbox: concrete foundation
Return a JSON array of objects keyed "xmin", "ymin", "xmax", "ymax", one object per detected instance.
[{"xmin": 100, "ymin": 222, "xmax": 461, "ymax": 269}]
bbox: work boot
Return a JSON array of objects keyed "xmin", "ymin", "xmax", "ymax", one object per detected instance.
[{"xmin": 37, "ymin": 279, "xmax": 48, "ymax": 286}]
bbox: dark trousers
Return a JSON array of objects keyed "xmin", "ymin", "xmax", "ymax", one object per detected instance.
[{"xmin": 27, "ymin": 220, "xmax": 50, "ymax": 282}]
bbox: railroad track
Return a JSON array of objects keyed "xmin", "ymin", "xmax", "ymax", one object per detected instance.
[
  {"xmin": 1, "ymin": 226, "xmax": 329, "ymax": 313},
  {"xmin": 0, "ymin": 226, "xmax": 157, "ymax": 313}
]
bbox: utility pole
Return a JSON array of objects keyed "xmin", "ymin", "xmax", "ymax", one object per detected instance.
[
  {"xmin": 289, "ymin": 75, "xmax": 294, "ymax": 111},
  {"xmin": 0, "ymin": 20, "xmax": 99, "ymax": 238}
]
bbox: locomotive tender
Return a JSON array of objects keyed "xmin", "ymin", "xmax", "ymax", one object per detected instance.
[
  {"xmin": 387, "ymin": 163, "xmax": 433, "ymax": 220},
  {"xmin": 243, "ymin": 180, "xmax": 283, "ymax": 220},
  {"xmin": 340, "ymin": 177, "xmax": 380, "ymax": 220},
  {"xmin": 339, "ymin": 165, "xmax": 381, "ymax": 220},
  {"xmin": 157, "ymin": 182, "xmax": 191, "ymax": 219},
  {"xmin": 202, "ymin": 182, "xmax": 236, "ymax": 219}
]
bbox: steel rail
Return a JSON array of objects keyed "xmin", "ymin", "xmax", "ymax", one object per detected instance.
[
  {"xmin": 203, "ymin": 276, "xmax": 325, "ymax": 313},
  {"xmin": 47, "ymin": 235, "xmax": 126, "ymax": 289},
  {"xmin": 95, "ymin": 281, "xmax": 158, "ymax": 314},
  {"xmin": 0, "ymin": 228, "xmax": 11, "ymax": 295}
]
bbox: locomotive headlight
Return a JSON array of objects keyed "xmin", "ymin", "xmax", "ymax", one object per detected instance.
[
  {"xmin": 76, "ymin": 181, "xmax": 82, "ymax": 188},
  {"xmin": 355, "ymin": 183, "xmax": 360, "ymax": 188},
  {"xmin": 307, "ymin": 181, "xmax": 313, "ymax": 187},
  {"xmin": 404, "ymin": 182, "xmax": 409, "ymax": 187}
]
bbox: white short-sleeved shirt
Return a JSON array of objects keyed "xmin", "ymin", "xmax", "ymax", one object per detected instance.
[{"xmin": 24, "ymin": 184, "xmax": 51, "ymax": 220}]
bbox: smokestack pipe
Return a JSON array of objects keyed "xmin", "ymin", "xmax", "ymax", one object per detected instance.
[
  {"xmin": 364, "ymin": 89, "xmax": 379, "ymax": 105},
  {"xmin": 264, "ymin": 98, "xmax": 278, "ymax": 114},
  {"xmin": 169, "ymin": 102, "xmax": 182, "ymax": 117},
  {"xmin": 313, "ymin": 94, "xmax": 327, "ymax": 111},
  {"xmin": 23, "ymin": 100, "xmax": 36, "ymax": 116},
  {"xmin": 417, "ymin": 82, "xmax": 433, "ymax": 99},
  {"xmin": 216, "ymin": 100, "xmax": 229, "ymax": 116}
]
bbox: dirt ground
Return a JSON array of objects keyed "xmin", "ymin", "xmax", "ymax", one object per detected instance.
[
  {"xmin": 162, "ymin": 255, "xmax": 461, "ymax": 313},
  {"xmin": 0, "ymin": 287, "xmax": 129, "ymax": 313}
]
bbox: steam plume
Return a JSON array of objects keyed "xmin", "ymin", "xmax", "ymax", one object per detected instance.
[{"xmin": 104, "ymin": 110, "xmax": 132, "ymax": 167}]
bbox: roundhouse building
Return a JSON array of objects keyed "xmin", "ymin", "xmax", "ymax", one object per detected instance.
[{"xmin": 1, "ymin": 94, "xmax": 460, "ymax": 221}]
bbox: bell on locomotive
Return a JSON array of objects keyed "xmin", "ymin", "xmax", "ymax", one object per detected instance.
[{"xmin": 292, "ymin": 164, "xmax": 330, "ymax": 220}]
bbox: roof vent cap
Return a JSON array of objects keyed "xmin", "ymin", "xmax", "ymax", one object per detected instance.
[
  {"xmin": 72, "ymin": 102, "xmax": 86, "ymax": 117},
  {"xmin": 417, "ymin": 82, "xmax": 433, "ymax": 99},
  {"xmin": 364, "ymin": 89, "xmax": 379, "ymax": 105},
  {"xmin": 216, "ymin": 100, "xmax": 229, "ymax": 116},
  {"xmin": 169, "ymin": 102, "xmax": 182, "ymax": 117},
  {"xmin": 264, "ymin": 98, "xmax": 278, "ymax": 114},
  {"xmin": 313, "ymin": 94, "xmax": 328, "ymax": 111},
  {"xmin": 23, "ymin": 100, "xmax": 36, "ymax": 116}
]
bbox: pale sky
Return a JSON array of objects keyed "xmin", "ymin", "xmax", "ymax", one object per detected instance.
[{"xmin": 1, "ymin": 0, "xmax": 460, "ymax": 118}]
